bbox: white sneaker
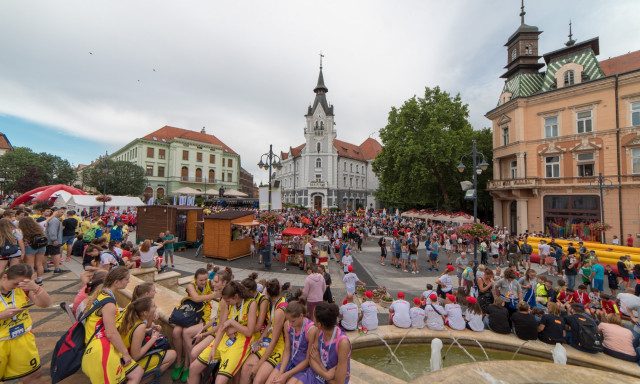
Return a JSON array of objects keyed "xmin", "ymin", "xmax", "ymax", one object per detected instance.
[{"xmin": 411, "ymin": 271, "xmax": 416, "ymax": 274}]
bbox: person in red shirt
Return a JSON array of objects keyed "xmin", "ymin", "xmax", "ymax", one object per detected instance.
[
  {"xmin": 627, "ymin": 234, "xmax": 634, "ymax": 247},
  {"xmin": 600, "ymin": 293, "xmax": 620, "ymax": 316},
  {"xmin": 570, "ymin": 285, "xmax": 591, "ymax": 307}
]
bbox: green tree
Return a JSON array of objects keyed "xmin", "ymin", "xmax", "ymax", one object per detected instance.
[
  {"xmin": 373, "ymin": 86, "xmax": 493, "ymax": 212},
  {"xmin": 0, "ymin": 147, "xmax": 75, "ymax": 193},
  {"xmin": 82, "ymin": 160, "xmax": 146, "ymax": 196}
]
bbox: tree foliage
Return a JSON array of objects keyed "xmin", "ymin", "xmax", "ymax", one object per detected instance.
[
  {"xmin": 372, "ymin": 86, "xmax": 493, "ymax": 217},
  {"xmin": 81, "ymin": 160, "xmax": 147, "ymax": 196},
  {"xmin": 0, "ymin": 147, "xmax": 76, "ymax": 193}
]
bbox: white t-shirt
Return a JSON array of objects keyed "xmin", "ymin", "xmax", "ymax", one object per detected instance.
[
  {"xmin": 444, "ymin": 304, "xmax": 465, "ymax": 331},
  {"xmin": 422, "ymin": 290, "xmax": 435, "ymax": 304},
  {"xmin": 10, "ymin": 228, "xmax": 22, "ymax": 257},
  {"xmin": 489, "ymin": 242, "xmax": 500, "ymax": 255},
  {"xmin": 425, "ymin": 304, "xmax": 445, "ymax": 331},
  {"xmin": 342, "ymin": 255, "xmax": 353, "ymax": 273},
  {"xmin": 360, "ymin": 301, "xmax": 378, "ymax": 330},
  {"xmin": 465, "ymin": 309, "xmax": 484, "ymax": 332},
  {"xmin": 304, "ymin": 242, "xmax": 312, "ymax": 256},
  {"xmin": 339, "ymin": 302, "xmax": 359, "ymax": 331},
  {"xmin": 343, "ymin": 273, "xmax": 359, "ymax": 294},
  {"xmin": 538, "ymin": 244, "xmax": 550, "ymax": 256},
  {"xmin": 439, "ymin": 274, "xmax": 453, "ymax": 293},
  {"xmin": 410, "ymin": 307, "xmax": 426, "ymax": 329},
  {"xmin": 389, "ymin": 300, "xmax": 411, "ymax": 328},
  {"xmin": 100, "ymin": 251, "xmax": 118, "ymax": 267},
  {"xmin": 139, "ymin": 246, "xmax": 159, "ymax": 263}
]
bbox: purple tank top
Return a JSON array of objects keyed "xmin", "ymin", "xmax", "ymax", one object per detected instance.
[
  {"xmin": 315, "ymin": 327, "xmax": 351, "ymax": 384},
  {"xmin": 288, "ymin": 318, "xmax": 314, "ymax": 369}
]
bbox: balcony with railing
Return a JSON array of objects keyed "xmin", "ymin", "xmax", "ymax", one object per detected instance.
[{"xmin": 309, "ymin": 180, "xmax": 327, "ymax": 188}]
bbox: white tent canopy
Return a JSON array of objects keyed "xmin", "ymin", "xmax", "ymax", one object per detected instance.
[
  {"xmin": 55, "ymin": 195, "xmax": 145, "ymax": 210},
  {"xmin": 222, "ymin": 188, "xmax": 248, "ymax": 197},
  {"xmin": 173, "ymin": 187, "xmax": 202, "ymax": 195}
]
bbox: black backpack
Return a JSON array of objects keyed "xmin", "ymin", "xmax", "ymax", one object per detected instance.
[
  {"xmin": 378, "ymin": 237, "xmax": 384, "ymax": 246},
  {"xmin": 573, "ymin": 314, "xmax": 603, "ymax": 352},
  {"xmin": 0, "ymin": 238, "xmax": 19, "ymax": 257},
  {"xmin": 50, "ymin": 296, "xmax": 116, "ymax": 383},
  {"xmin": 169, "ymin": 298, "xmax": 205, "ymax": 328}
]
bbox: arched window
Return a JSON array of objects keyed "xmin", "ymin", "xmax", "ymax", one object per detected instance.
[
  {"xmin": 564, "ymin": 70, "xmax": 575, "ymax": 86},
  {"xmin": 181, "ymin": 166, "xmax": 189, "ymax": 181},
  {"xmin": 316, "ymin": 158, "xmax": 322, "ymax": 168},
  {"xmin": 315, "ymin": 121, "xmax": 319, "ymax": 129},
  {"xmin": 209, "ymin": 169, "xmax": 215, "ymax": 181},
  {"xmin": 525, "ymin": 44, "xmax": 532, "ymax": 55},
  {"xmin": 195, "ymin": 168, "xmax": 202, "ymax": 181},
  {"xmin": 316, "ymin": 142, "xmax": 321, "ymax": 153},
  {"xmin": 156, "ymin": 188, "xmax": 165, "ymax": 199},
  {"xmin": 320, "ymin": 121, "xmax": 324, "ymax": 130}
]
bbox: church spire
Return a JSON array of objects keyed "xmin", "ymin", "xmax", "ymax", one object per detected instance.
[
  {"xmin": 566, "ymin": 20, "xmax": 576, "ymax": 46},
  {"xmin": 314, "ymin": 52, "xmax": 328, "ymax": 94},
  {"xmin": 520, "ymin": 0, "xmax": 526, "ymax": 25}
]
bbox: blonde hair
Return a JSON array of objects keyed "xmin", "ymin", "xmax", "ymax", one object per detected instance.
[
  {"xmin": 0, "ymin": 219, "xmax": 16, "ymax": 245},
  {"xmin": 605, "ymin": 313, "xmax": 622, "ymax": 326}
]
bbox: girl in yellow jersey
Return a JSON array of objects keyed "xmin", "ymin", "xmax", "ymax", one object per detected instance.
[
  {"xmin": 188, "ymin": 281, "xmax": 257, "ymax": 384},
  {"xmin": 0, "ymin": 264, "xmax": 51, "ymax": 384},
  {"xmin": 190, "ymin": 271, "xmax": 233, "ymax": 363},
  {"xmin": 241, "ymin": 279, "xmax": 288, "ymax": 383},
  {"xmin": 81, "ymin": 266, "xmax": 143, "ymax": 384},
  {"xmin": 241, "ymin": 273, "xmax": 269, "ymax": 342},
  {"xmin": 119, "ymin": 297, "xmax": 177, "ymax": 375},
  {"xmin": 172, "ymin": 268, "xmax": 218, "ymax": 382}
]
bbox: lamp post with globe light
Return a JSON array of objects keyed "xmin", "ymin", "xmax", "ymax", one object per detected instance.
[
  {"xmin": 457, "ymin": 139, "xmax": 489, "ymax": 262},
  {"xmin": 257, "ymin": 144, "xmax": 283, "ymax": 270}
]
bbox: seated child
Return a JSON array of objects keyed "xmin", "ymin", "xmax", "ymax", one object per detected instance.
[
  {"xmin": 531, "ymin": 307, "xmax": 546, "ymax": 324},
  {"xmin": 410, "ymin": 298, "xmax": 426, "ymax": 329},
  {"xmin": 464, "ymin": 297, "xmax": 483, "ymax": 332},
  {"xmin": 588, "ymin": 288, "xmax": 604, "ymax": 321},
  {"xmin": 570, "ymin": 285, "xmax": 591, "ymax": 308},
  {"xmin": 600, "ymin": 293, "xmax": 620, "ymax": 316},
  {"xmin": 444, "ymin": 294, "xmax": 465, "ymax": 331},
  {"xmin": 425, "ymin": 294, "xmax": 445, "ymax": 331}
]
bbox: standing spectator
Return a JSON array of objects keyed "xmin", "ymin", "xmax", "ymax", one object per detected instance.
[
  {"xmin": 163, "ymin": 230, "xmax": 176, "ymax": 268},
  {"xmin": 110, "ymin": 220, "xmax": 124, "ymax": 242},
  {"xmin": 454, "ymin": 252, "xmax": 470, "ymax": 288},
  {"xmin": 378, "ymin": 234, "xmax": 387, "ymax": 265},
  {"xmin": 303, "ymin": 265, "xmax": 326, "ymax": 319},
  {"xmin": 627, "ymin": 234, "xmax": 635, "ymax": 247},
  {"xmin": 562, "ymin": 253, "xmax": 579, "ymax": 290},
  {"xmin": 319, "ymin": 264, "xmax": 333, "ymax": 303},
  {"xmin": 304, "ymin": 239, "xmax": 313, "ymax": 269},
  {"xmin": 520, "ymin": 237, "xmax": 532, "ymax": 270},
  {"xmin": 155, "ymin": 232, "xmax": 165, "ymax": 259},
  {"xmin": 45, "ymin": 208, "xmax": 67, "ymax": 274},
  {"xmin": 342, "ymin": 265, "xmax": 365, "ymax": 295},
  {"xmin": 61, "ymin": 210, "xmax": 78, "ymax": 261},
  {"xmin": 489, "ymin": 238, "xmax": 500, "ymax": 267},
  {"xmin": 538, "ymin": 240, "xmax": 550, "ymax": 267},
  {"xmin": 589, "ymin": 259, "xmax": 605, "ymax": 293},
  {"xmin": 617, "ymin": 256, "xmax": 630, "ymax": 291}
]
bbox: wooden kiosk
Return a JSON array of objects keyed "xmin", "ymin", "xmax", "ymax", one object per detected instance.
[
  {"xmin": 203, "ymin": 210, "xmax": 256, "ymax": 260},
  {"xmin": 136, "ymin": 206, "xmax": 203, "ymax": 245}
]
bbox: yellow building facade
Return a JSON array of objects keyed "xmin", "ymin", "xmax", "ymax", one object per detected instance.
[{"xmin": 486, "ymin": 15, "xmax": 640, "ymax": 245}]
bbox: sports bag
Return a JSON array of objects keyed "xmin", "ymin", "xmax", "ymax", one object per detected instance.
[
  {"xmin": 169, "ymin": 298, "xmax": 205, "ymax": 328},
  {"xmin": 0, "ymin": 239, "xmax": 19, "ymax": 257},
  {"xmin": 30, "ymin": 234, "xmax": 48, "ymax": 249},
  {"xmin": 82, "ymin": 226, "xmax": 99, "ymax": 242},
  {"xmin": 573, "ymin": 314, "xmax": 603, "ymax": 352},
  {"xmin": 50, "ymin": 296, "xmax": 116, "ymax": 383}
]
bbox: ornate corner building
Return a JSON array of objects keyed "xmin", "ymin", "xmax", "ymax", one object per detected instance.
[
  {"xmin": 273, "ymin": 64, "xmax": 382, "ymax": 211},
  {"xmin": 485, "ymin": 8, "xmax": 640, "ymax": 244}
]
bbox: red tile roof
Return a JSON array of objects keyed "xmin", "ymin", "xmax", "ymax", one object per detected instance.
[
  {"xmin": 141, "ymin": 126, "xmax": 237, "ymax": 154},
  {"xmin": 600, "ymin": 50, "xmax": 640, "ymax": 76},
  {"xmin": 291, "ymin": 143, "xmax": 305, "ymax": 158},
  {"xmin": 0, "ymin": 133, "xmax": 12, "ymax": 151},
  {"xmin": 359, "ymin": 137, "xmax": 382, "ymax": 160},
  {"xmin": 333, "ymin": 139, "xmax": 365, "ymax": 161}
]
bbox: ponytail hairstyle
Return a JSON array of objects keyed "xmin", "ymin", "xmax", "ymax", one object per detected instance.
[
  {"xmin": 247, "ymin": 272, "xmax": 258, "ymax": 281},
  {"xmin": 216, "ymin": 271, "xmax": 232, "ymax": 285},
  {"xmin": 92, "ymin": 237, "xmax": 108, "ymax": 248},
  {"xmin": 119, "ymin": 296, "xmax": 154, "ymax": 337},
  {"xmin": 85, "ymin": 244, "xmax": 102, "ymax": 257},
  {"xmin": 84, "ymin": 266, "xmax": 130, "ymax": 316},
  {"xmin": 467, "ymin": 300, "xmax": 482, "ymax": 315},
  {"xmin": 222, "ymin": 280, "xmax": 252, "ymax": 300},
  {"xmin": 266, "ymin": 279, "xmax": 281, "ymax": 298},
  {"xmin": 241, "ymin": 277, "xmax": 257, "ymax": 294},
  {"xmin": 0, "ymin": 263, "xmax": 33, "ymax": 280},
  {"xmin": 285, "ymin": 296, "xmax": 307, "ymax": 317},
  {"xmin": 108, "ymin": 240, "xmax": 119, "ymax": 253},
  {"xmin": 132, "ymin": 282, "xmax": 155, "ymax": 301},
  {"xmin": 85, "ymin": 270, "xmax": 108, "ymax": 294}
]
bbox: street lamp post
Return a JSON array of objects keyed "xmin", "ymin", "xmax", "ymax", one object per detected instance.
[
  {"xmin": 588, "ymin": 173, "xmax": 615, "ymax": 244},
  {"xmin": 102, "ymin": 151, "xmax": 110, "ymax": 214},
  {"xmin": 258, "ymin": 144, "xmax": 283, "ymax": 270},
  {"xmin": 457, "ymin": 140, "xmax": 489, "ymax": 263}
]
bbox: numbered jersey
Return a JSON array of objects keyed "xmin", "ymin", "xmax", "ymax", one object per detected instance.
[{"xmin": 0, "ymin": 289, "xmax": 31, "ymax": 340}]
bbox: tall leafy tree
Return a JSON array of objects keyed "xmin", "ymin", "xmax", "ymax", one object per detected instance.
[
  {"xmin": 0, "ymin": 147, "xmax": 75, "ymax": 193},
  {"xmin": 82, "ymin": 160, "xmax": 146, "ymax": 196},
  {"xmin": 373, "ymin": 86, "xmax": 492, "ymax": 213}
]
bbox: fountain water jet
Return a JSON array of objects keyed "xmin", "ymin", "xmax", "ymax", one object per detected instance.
[{"xmin": 430, "ymin": 338, "xmax": 443, "ymax": 372}]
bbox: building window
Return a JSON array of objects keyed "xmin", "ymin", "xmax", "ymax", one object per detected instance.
[
  {"xmin": 544, "ymin": 116, "xmax": 558, "ymax": 138},
  {"xmin": 158, "ymin": 166, "xmax": 165, "ymax": 177},
  {"xmin": 196, "ymin": 152, "xmax": 202, "ymax": 162},
  {"xmin": 315, "ymin": 158, "xmax": 322, "ymax": 168},
  {"xmin": 510, "ymin": 160, "xmax": 517, "ymax": 179},
  {"xmin": 577, "ymin": 152, "xmax": 594, "ymax": 177},
  {"xmin": 564, "ymin": 70, "xmax": 575, "ymax": 86},
  {"xmin": 576, "ymin": 111, "xmax": 593, "ymax": 133},
  {"xmin": 315, "ymin": 174, "xmax": 321, "ymax": 182},
  {"xmin": 350, "ymin": 178, "xmax": 353, "ymax": 187},
  {"xmin": 631, "ymin": 102, "xmax": 640, "ymax": 126},
  {"xmin": 343, "ymin": 162, "xmax": 346, "ymax": 171},
  {"xmin": 158, "ymin": 149, "xmax": 165, "ymax": 159},
  {"xmin": 210, "ymin": 154, "xmax": 215, "ymax": 163},
  {"xmin": 350, "ymin": 164, "xmax": 353, "ymax": 172},
  {"xmin": 146, "ymin": 165, "xmax": 153, "ymax": 176},
  {"xmin": 632, "ymin": 148, "xmax": 640, "ymax": 174},
  {"xmin": 227, "ymin": 172, "xmax": 232, "ymax": 182},
  {"xmin": 195, "ymin": 168, "xmax": 203, "ymax": 182},
  {"xmin": 545, "ymin": 156, "xmax": 560, "ymax": 178},
  {"xmin": 147, "ymin": 147, "xmax": 154, "ymax": 158},
  {"xmin": 502, "ymin": 127, "xmax": 510, "ymax": 146},
  {"xmin": 221, "ymin": 173, "xmax": 225, "ymax": 181},
  {"xmin": 228, "ymin": 159, "xmax": 233, "ymax": 167},
  {"xmin": 317, "ymin": 143, "xmax": 321, "ymax": 152},
  {"xmin": 343, "ymin": 177, "xmax": 346, "ymax": 187},
  {"xmin": 181, "ymin": 166, "xmax": 188, "ymax": 181},
  {"xmin": 182, "ymin": 150, "xmax": 189, "ymax": 161},
  {"xmin": 525, "ymin": 44, "xmax": 532, "ymax": 55},
  {"xmin": 209, "ymin": 169, "xmax": 215, "ymax": 181},
  {"xmin": 511, "ymin": 48, "xmax": 516, "ymax": 61}
]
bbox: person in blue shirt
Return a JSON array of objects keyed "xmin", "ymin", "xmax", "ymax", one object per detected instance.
[
  {"xmin": 589, "ymin": 259, "xmax": 605, "ymax": 293},
  {"xmin": 428, "ymin": 239, "xmax": 439, "ymax": 271},
  {"xmin": 110, "ymin": 220, "xmax": 124, "ymax": 242}
]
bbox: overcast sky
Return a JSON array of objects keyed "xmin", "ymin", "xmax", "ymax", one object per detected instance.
[{"xmin": 1, "ymin": 0, "xmax": 639, "ymax": 184}]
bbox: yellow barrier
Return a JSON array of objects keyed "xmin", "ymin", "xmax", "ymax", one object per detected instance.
[
  {"xmin": 533, "ymin": 237, "xmax": 640, "ymax": 255},
  {"xmin": 519, "ymin": 241, "xmax": 640, "ymax": 265}
]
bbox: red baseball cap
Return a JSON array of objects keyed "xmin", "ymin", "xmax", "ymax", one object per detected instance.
[
  {"xmin": 446, "ymin": 293, "xmax": 456, "ymax": 302},
  {"xmin": 343, "ymin": 299, "xmax": 348, "ymax": 305},
  {"xmin": 413, "ymin": 297, "xmax": 421, "ymax": 305},
  {"xmin": 365, "ymin": 290, "xmax": 373, "ymax": 299},
  {"xmin": 446, "ymin": 265, "xmax": 455, "ymax": 271},
  {"xmin": 429, "ymin": 293, "xmax": 438, "ymax": 301},
  {"xmin": 466, "ymin": 297, "xmax": 477, "ymax": 304},
  {"xmin": 397, "ymin": 292, "xmax": 405, "ymax": 299},
  {"xmin": 348, "ymin": 265, "xmax": 354, "ymax": 272}
]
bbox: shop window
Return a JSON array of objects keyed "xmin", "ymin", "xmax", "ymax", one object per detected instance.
[
  {"xmin": 545, "ymin": 156, "xmax": 560, "ymax": 178},
  {"xmin": 577, "ymin": 111, "xmax": 593, "ymax": 133},
  {"xmin": 544, "ymin": 116, "xmax": 558, "ymax": 138}
]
